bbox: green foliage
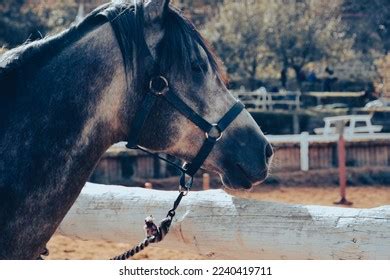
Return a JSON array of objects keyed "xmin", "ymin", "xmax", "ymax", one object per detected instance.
[
  {"xmin": 264, "ymin": 0, "xmax": 354, "ymax": 67},
  {"xmin": 374, "ymin": 53, "xmax": 390, "ymax": 97},
  {"xmin": 204, "ymin": 0, "xmax": 355, "ymax": 88},
  {"xmin": 343, "ymin": 0, "xmax": 390, "ymax": 54},
  {"xmin": 0, "ymin": 0, "xmax": 43, "ymax": 47},
  {"xmin": 203, "ymin": 0, "xmax": 269, "ymax": 87},
  {"xmin": 0, "ymin": 0, "xmax": 387, "ymax": 88}
]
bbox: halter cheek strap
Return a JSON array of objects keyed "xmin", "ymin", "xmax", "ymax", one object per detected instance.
[{"xmin": 126, "ymin": 75, "xmax": 245, "ymax": 190}]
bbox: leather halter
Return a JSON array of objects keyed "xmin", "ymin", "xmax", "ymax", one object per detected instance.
[
  {"xmin": 103, "ymin": 5, "xmax": 245, "ymax": 191},
  {"xmin": 127, "ymin": 74, "xmax": 244, "ymax": 190}
]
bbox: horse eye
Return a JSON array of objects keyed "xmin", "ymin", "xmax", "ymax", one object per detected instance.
[{"xmin": 191, "ymin": 62, "xmax": 207, "ymax": 73}]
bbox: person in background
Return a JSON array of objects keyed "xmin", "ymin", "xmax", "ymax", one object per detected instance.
[
  {"xmin": 307, "ymin": 70, "xmax": 317, "ymax": 83},
  {"xmin": 362, "ymin": 83, "xmax": 377, "ymax": 103},
  {"xmin": 280, "ymin": 68, "xmax": 287, "ymax": 89},
  {"xmin": 323, "ymin": 66, "xmax": 337, "ymax": 91},
  {"xmin": 307, "ymin": 70, "xmax": 318, "ymax": 91}
]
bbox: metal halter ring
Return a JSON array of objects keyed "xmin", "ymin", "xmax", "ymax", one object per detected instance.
[
  {"xmin": 205, "ymin": 124, "xmax": 223, "ymax": 141},
  {"xmin": 149, "ymin": 76, "xmax": 169, "ymax": 96}
]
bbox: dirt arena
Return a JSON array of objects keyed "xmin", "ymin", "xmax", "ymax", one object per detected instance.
[{"xmin": 47, "ymin": 186, "xmax": 390, "ymax": 260}]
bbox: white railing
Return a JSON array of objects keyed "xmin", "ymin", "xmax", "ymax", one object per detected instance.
[
  {"xmin": 266, "ymin": 133, "xmax": 390, "ymax": 171},
  {"xmin": 267, "ymin": 132, "xmax": 390, "ymax": 143},
  {"xmin": 233, "ymin": 90, "xmax": 301, "ymax": 112}
]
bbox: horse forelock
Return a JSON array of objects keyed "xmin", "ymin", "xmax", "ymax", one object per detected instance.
[{"xmin": 157, "ymin": 6, "xmax": 228, "ymax": 84}]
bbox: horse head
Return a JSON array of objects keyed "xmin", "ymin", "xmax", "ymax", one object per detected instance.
[{"xmin": 125, "ymin": 0, "xmax": 273, "ymax": 189}]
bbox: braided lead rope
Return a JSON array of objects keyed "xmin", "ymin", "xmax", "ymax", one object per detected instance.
[
  {"xmin": 111, "ymin": 236, "xmax": 155, "ymax": 260},
  {"xmin": 111, "ymin": 191, "xmax": 185, "ymax": 260}
]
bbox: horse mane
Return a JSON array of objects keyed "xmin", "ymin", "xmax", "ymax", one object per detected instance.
[{"xmin": 0, "ymin": 1, "xmax": 227, "ymax": 87}]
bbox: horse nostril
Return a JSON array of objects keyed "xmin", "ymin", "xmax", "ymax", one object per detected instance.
[{"xmin": 265, "ymin": 143, "xmax": 274, "ymax": 160}]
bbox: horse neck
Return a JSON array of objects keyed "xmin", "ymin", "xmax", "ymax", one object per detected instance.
[{"xmin": 0, "ymin": 23, "xmax": 131, "ymax": 259}]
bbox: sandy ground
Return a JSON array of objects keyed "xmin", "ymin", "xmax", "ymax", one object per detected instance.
[{"xmin": 46, "ymin": 186, "xmax": 390, "ymax": 260}]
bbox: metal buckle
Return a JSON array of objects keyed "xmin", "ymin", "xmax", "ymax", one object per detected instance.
[
  {"xmin": 205, "ymin": 124, "xmax": 223, "ymax": 141},
  {"xmin": 149, "ymin": 76, "xmax": 169, "ymax": 96},
  {"xmin": 179, "ymin": 183, "xmax": 191, "ymax": 196},
  {"xmin": 179, "ymin": 164, "xmax": 192, "ymax": 196}
]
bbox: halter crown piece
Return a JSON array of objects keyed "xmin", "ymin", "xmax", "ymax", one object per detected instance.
[{"xmin": 107, "ymin": 4, "xmax": 245, "ymax": 260}]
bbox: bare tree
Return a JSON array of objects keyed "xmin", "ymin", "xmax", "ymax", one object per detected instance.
[
  {"xmin": 205, "ymin": 0, "xmax": 354, "ymax": 89},
  {"xmin": 204, "ymin": 0, "xmax": 270, "ymax": 90},
  {"xmin": 264, "ymin": 0, "xmax": 354, "ymax": 89},
  {"xmin": 343, "ymin": 0, "xmax": 390, "ymax": 54}
]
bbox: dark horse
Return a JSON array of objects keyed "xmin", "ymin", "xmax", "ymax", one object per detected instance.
[{"xmin": 0, "ymin": 0, "xmax": 273, "ymax": 259}]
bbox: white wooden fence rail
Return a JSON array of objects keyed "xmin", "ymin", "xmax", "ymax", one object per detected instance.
[
  {"xmin": 58, "ymin": 183, "xmax": 390, "ymax": 260},
  {"xmin": 233, "ymin": 90, "xmax": 301, "ymax": 112},
  {"xmin": 267, "ymin": 133, "xmax": 390, "ymax": 171}
]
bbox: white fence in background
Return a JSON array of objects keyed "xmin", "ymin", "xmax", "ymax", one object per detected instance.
[
  {"xmin": 112, "ymin": 132, "xmax": 390, "ymax": 172},
  {"xmin": 233, "ymin": 90, "xmax": 302, "ymax": 112},
  {"xmin": 266, "ymin": 133, "xmax": 390, "ymax": 171},
  {"xmin": 232, "ymin": 90, "xmax": 366, "ymax": 112}
]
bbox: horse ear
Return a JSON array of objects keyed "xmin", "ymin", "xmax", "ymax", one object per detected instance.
[{"xmin": 144, "ymin": 0, "xmax": 170, "ymax": 24}]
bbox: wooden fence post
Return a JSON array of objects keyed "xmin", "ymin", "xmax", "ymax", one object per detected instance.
[
  {"xmin": 335, "ymin": 121, "xmax": 353, "ymax": 205},
  {"xmin": 202, "ymin": 173, "xmax": 210, "ymax": 190}
]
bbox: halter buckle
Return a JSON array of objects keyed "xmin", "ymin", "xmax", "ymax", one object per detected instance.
[
  {"xmin": 179, "ymin": 165, "xmax": 193, "ymax": 196},
  {"xmin": 205, "ymin": 124, "xmax": 223, "ymax": 141},
  {"xmin": 149, "ymin": 76, "xmax": 169, "ymax": 96},
  {"xmin": 179, "ymin": 184, "xmax": 190, "ymax": 196}
]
